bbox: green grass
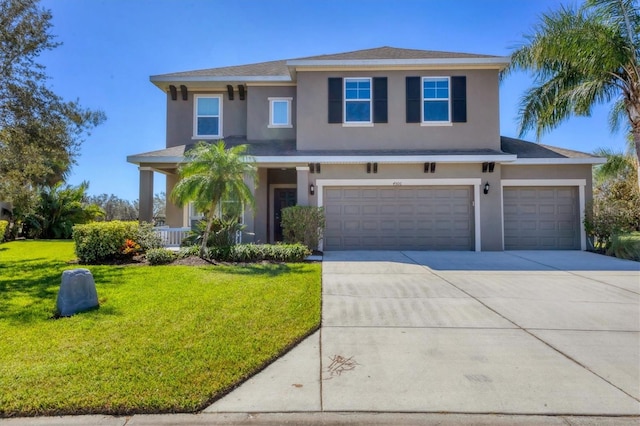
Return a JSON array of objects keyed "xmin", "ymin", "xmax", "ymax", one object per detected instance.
[
  {"xmin": 608, "ymin": 232, "xmax": 640, "ymax": 261},
  {"xmin": 0, "ymin": 240, "xmax": 321, "ymax": 417}
]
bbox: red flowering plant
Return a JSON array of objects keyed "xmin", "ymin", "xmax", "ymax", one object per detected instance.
[{"xmin": 121, "ymin": 239, "xmax": 141, "ymax": 257}]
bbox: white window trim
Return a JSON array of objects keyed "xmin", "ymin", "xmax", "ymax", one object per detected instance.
[
  {"xmin": 500, "ymin": 179, "xmax": 587, "ymax": 251},
  {"xmin": 421, "ymin": 76, "xmax": 452, "ymax": 126},
  {"xmin": 315, "ymin": 178, "xmax": 481, "ymax": 252},
  {"xmin": 343, "ymin": 77, "xmax": 372, "ymax": 125},
  {"xmin": 268, "ymin": 97, "xmax": 293, "ymax": 128},
  {"xmin": 193, "ymin": 94, "xmax": 223, "ymax": 139}
]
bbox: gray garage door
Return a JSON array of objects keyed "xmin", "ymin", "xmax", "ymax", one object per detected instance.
[
  {"xmin": 323, "ymin": 186, "xmax": 474, "ymax": 250},
  {"xmin": 503, "ymin": 186, "xmax": 580, "ymax": 250}
]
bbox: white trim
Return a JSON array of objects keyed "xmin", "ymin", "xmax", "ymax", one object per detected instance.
[
  {"xmin": 138, "ymin": 166, "xmax": 154, "ymax": 171},
  {"xmin": 344, "ymin": 77, "xmax": 372, "ymax": 124},
  {"xmin": 315, "ymin": 178, "xmax": 482, "ymax": 252},
  {"xmin": 500, "ymin": 179, "xmax": 587, "ymax": 250},
  {"xmin": 268, "ymin": 97, "xmax": 293, "ymax": 128},
  {"xmin": 511, "ymin": 158, "xmax": 606, "ymax": 165},
  {"xmin": 127, "ymin": 154, "xmax": 518, "ymax": 165},
  {"xmin": 422, "ymin": 76, "xmax": 452, "ymax": 125},
  {"xmin": 151, "ymin": 75, "xmax": 292, "ymax": 83},
  {"xmin": 295, "ymin": 166, "xmax": 310, "ymax": 171},
  {"xmin": 193, "ymin": 94, "xmax": 222, "ymax": 138},
  {"xmin": 269, "ymin": 184, "xmax": 297, "ymax": 243}
]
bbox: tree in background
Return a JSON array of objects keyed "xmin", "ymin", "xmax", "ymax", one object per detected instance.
[
  {"xmin": 0, "ymin": 0, "xmax": 105, "ymax": 218},
  {"xmin": 23, "ymin": 181, "xmax": 103, "ymax": 239},
  {"xmin": 503, "ymin": 0, "xmax": 640, "ymax": 189},
  {"xmin": 171, "ymin": 141, "xmax": 257, "ymax": 257},
  {"xmin": 86, "ymin": 194, "xmax": 138, "ymax": 221}
]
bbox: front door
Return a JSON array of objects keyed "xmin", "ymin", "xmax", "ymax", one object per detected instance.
[{"xmin": 273, "ymin": 188, "xmax": 297, "ymax": 242}]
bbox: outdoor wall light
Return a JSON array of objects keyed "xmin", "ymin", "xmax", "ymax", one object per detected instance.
[
  {"xmin": 484, "ymin": 182, "xmax": 490, "ymax": 195},
  {"xmin": 309, "ymin": 183, "xmax": 315, "ymax": 196}
]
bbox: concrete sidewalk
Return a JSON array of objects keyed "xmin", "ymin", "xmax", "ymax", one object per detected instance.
[{"xmin": 3, "ymin": 251, "xmax": 639, "ymax": 425}]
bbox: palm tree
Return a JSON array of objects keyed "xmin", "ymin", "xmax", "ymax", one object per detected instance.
[
  {"xmin": 502, "ymin": 0, "xmax": 640, "ymax": 189},
  {"xmin": 170, "ymin": 141, "xmax": 257, "ymax": 257}
]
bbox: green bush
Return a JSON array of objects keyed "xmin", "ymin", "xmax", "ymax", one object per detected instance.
[
  {"xmin": 182, "ymin": 218, "xmax": 244, "ymax": 248},
  {"xmin": 281, "ymin": 206, "xmax": 325, "ymax": 250},
  {"xmin": 177, "ymin": 245, "xmax": 200, "ymax": 258},
  {"xmin": 146, "ymin": 248, "xmax": 176, "ymax": 265},
  {"xmin": 585, "ymin": 198, "xmax": 640, "ymax": 251},
  {"xmin": 137, "ymin": 221, "xmax": 163, "ymax": 251},
  {"xmin": 72, "ymin": 221, "xmax": 140, "ymax": 263},
  {"xmin": 607, "ymin": 232, "xmax": 640, "ymax": 261},
  {"xmin": 208, "ymin": 243, "xmax": 310, "ymax": 263},
  {"xmin": 0, "ymin": 220, "xmax": 8, "ymax": 243}
]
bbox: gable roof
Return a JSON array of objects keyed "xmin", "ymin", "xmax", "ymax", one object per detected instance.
[{"xmin": 149, "ymin": 46, "xmax": 510, "ymax": 90}]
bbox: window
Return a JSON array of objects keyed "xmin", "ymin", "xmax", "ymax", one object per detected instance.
[
  {"xmin": 194, "ymin": 95, "xmax": 222, "ymax": 138},
  {"xmin": 422, "ymin": 77, "xmax": 450, "ymax": 123},
  {"xmin": 344, "ymin": 78, "xmax": 372, "ymax": 123},
  {"xmin": 268, "ymin": 97, "xmax": 292, "ymax": 128},
  {"xmin": 406, "ymin": 76, "xmax": 465, "ymax": 124}
]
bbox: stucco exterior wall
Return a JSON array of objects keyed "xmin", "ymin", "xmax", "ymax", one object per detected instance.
[
  {"xmin": 296, "ymin": 69, "xmax": 500, "ymax": 151},
  {"xmin": 247, "ymin": 86, "xmax": 296, "ymax": 140},
  {"xmin": 165, "ymin": 90, "xmax": 247, "ymax": 148},
  {"xmin": 165, "ymin": 173, "xmax": 185, "ymax": 227}
]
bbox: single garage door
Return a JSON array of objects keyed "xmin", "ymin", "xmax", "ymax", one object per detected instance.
[
  {"xmin": 323, "ymin": 186, "xmax": 474, "ymax": 250},
  {"xmin": 503, "ymin": 186, "xmax": 580, "ymax": 250}
]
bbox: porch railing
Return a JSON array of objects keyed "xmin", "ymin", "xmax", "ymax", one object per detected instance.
[{"xmin": 155, "ymin": 227, "xmax": 190, "ymax": 248}]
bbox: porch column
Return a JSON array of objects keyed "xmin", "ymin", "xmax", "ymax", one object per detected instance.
[
  {"xmin": 296, "ymin": 166, "xmax": 310, "ymax": 206},
  {"xmin": 139, "ymin": 166, "xmax": 154, "ymax": 223}
]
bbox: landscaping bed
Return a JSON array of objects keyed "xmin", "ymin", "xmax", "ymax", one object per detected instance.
[{"xmin": 0, "ymin": 240, "xmax": 321, "ymax": 417}]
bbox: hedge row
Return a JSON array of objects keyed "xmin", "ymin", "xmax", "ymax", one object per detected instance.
[
  {"xmin": 0, "ymin": 220, "xmax": 7, "ymax": 243},
  {"xmin": 72, "ymin": 221, "xmax": 162, "ymax": 263},
  {"xmin": 178, "ymin": 243, "xmax": 311, "ymax": 263}
]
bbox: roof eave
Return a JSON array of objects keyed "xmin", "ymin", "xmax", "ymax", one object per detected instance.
[
  {"xmin": 149, "ymin": 75, "xmax": 293, "ymax": 92},
  {"xmin": 287, "ymin": 57, "xmax": 511, "ymax": 71},
  {"xmin": 510, "ymin": 158, "xmax": 606, "ymax": 165}
]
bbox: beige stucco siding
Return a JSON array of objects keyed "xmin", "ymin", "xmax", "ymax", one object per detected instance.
[
  {"xmin": 296, "ymin": 69, "xmax": 500, "ymax": 151},
  {"xmin": 501, "ymin": 164, "xmax": 594, "ymax": 203},
  {"xmin": 165, "ymin": 91, "xmax": 247, "ymax": 148},
  {"xmin": 247, "ymin": 86, "xmax": 296, "ymax": 140}
]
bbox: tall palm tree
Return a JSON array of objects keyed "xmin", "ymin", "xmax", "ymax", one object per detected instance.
[
  {"xmin": 502, "ymin": 0, "xmax": 640, "ymax": 189},
  {"xmin": 170, "ymin": 141, "xmax": 257, "ymax": 257}
]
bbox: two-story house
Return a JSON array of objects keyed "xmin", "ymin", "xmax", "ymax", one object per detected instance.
[{"xmin": 127, "ymin": 47, "xmax": 604, "ymax": 251}]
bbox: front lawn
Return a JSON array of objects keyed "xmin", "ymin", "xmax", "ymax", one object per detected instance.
[{"xmin": 0, "ymin": 240, "xmax": 321, "ymax": 417}]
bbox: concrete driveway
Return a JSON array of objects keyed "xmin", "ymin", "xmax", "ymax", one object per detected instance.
[{"xmin": 208, "ymin": 251, "xmax": 640, "ymax": 416}]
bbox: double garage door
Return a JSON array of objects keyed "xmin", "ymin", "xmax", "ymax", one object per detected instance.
[
  {"xmin": 323, "ymin": 185, "xmax": 581, "ymax": 251},
  {"xmin": 323, "ymin": 186, "xmax": 474, "ymax": 251}
]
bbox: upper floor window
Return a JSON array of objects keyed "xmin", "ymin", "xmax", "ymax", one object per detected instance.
[
  {"xmin": 194, "ymin": 95, "xmax": 222, "ymax": 138},
  {"xmin": 268, "ymin": 97, "xmax": 292, "ymax": 128},
  {"xmin": 406, "ymin": 76, "xmax": 466, "ymax": 124},
  {"xmin": 344, "ymin": 78, "xmax": 372, "ymax": 123},
  {"xmin": 422, "ymin": 77, "xmax": 450, "ymax": 123}
]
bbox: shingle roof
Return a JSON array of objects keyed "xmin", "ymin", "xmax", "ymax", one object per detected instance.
[
  {"xmin": 153, "ymin": 46, "xmax": 503, "ymax": 79},
  {"xmin": 128, "ymin": 136, "xmax": 603, "ymax": 165},
  {"xmin": 500, "ymin": 136, "xmax": 598, "ymax": 159}
]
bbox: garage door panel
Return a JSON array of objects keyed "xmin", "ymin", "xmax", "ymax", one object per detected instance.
[
  {"xmin": 504, "ymin": 186, "xmax": 579, "ymax": 250},
  {"xmin": 324, "ymin": 186, "xmax": 473, "ymax": 250}
]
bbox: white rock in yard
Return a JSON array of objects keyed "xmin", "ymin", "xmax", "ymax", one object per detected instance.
[{"xmin": 56, "ymin": 269, "xmax": 99, "ymax": 317}]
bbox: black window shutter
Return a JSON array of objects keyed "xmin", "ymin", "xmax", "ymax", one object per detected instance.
[
  {"xmin": 406, "ymin": 76, "xmax": 420, "ymax": 123},
  {"xmin": 451, "ymin": 76, "xmax": 467, "ymax": 123},
  {"xmin": 328, "ymin": 78, "xmax": 343, "ymax": 123},
  {"xmin": 373, "ymin": 77, "xmax": 388, "ymax": 123}
]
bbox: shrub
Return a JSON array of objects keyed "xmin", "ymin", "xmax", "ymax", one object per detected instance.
[
  {"xmin": 585, "ymin": 198, "xmax": 640, "ymax": 251},
  {"xmin": 281, "ymin": 206, "xmax": 325, "ymax": 250},
  {"xmin": 205, "ymin": 243, "xmax": 310, "ymax": 263},
  {"xmin": 72, "ymin": 221, "xmax": 140, "ymax": 263},
  {"xmin": 146, "ymin": 248, "xmax": 176, "ymax": 265},
  {"xmin": 177, "ymin": 245, "xmax": 200, "ymax": 259},
  {"xmin": 607, "ymin": 232, "xmax": 640, "ymax": 261},
  {"xmin": 137, "ymin": 221, "xmax": 163, "ymax": 251},
  {"xmin": 182, "ymin": 218, "xmax": 244, "ymax": 248},
  {"xmin": 0, "ymin": 220, "xmax": 7, "ymax": 243}
]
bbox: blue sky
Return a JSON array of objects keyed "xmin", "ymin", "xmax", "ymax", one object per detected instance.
[{"xmin": 38, "ymin": 0, "xmax": 627, "ymax": 202}]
